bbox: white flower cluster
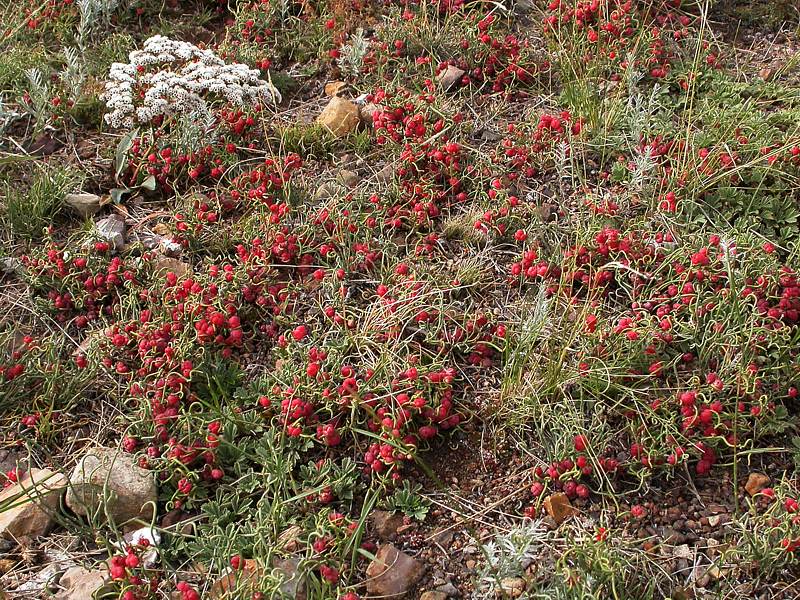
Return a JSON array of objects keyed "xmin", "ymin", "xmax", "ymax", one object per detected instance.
[{"xmin": 103, "ymin": 35, "xmax": 281, "ymax": 129}]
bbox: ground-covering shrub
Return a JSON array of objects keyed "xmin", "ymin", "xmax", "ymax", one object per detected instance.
[{"xmin": 2, "ymin": 0, "xmax": 800, "ymax": 598}]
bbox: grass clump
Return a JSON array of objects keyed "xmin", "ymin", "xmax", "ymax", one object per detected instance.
[{"xmin": 3, "ymin": 164, "xmax": 84, "ymax": 241}]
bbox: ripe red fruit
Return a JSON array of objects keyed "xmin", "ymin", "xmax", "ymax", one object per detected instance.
[
  {"xmin": 320, "ymin": 564, "xmax": 339, "ymax": 583},
  {"xmin": 574, "ymin": 434, "xmax": 587, "ymax": 452},
  {"xmin": 292, "ymin": 325, "xmax": 308, "ymax": 341}
]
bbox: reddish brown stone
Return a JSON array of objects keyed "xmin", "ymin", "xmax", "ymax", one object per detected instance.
[
  {"xmin": 543, "ymin": 493, "xmax": 578, "ymax": 524},
  {"xmin": 209, "ymin": 559, "xmax": 262, "ymax": 599},
  {"xmin": 366, "ymin": 543, "xmax": 425, "ymax": 597},
  {"xmin": 0, "ymin": 469, "xmax": 66, "ymax": 539},
  {"xmin": 745, "ymin": 472, "xmax": 770, "ymax": 496}
]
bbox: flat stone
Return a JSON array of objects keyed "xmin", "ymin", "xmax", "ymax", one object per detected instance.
[
  {"xmin": 336, "ymin": 169, "xmax": 360, "ymax": 187},
  {"xmin": 673, "ymin": 544, "xmax": 692, "ymax": 559},
  {"xmin": 0, "ymin": 257, "xmax": 22, "ymax": 275},
  {"xmin": 432, "ymin": 529, "xmax": 454, "ymax": 548},
  {"xmin": 435, "ymin": 582, "xmax": 460, "ymax": 597},
  {"xmin": 317, "ymin": 97, "xmax": 360, "ymax": 137},
  {"xmin": 277, "ymin": 525, "xmax": 302, "ymax": 552},
  {"xmin": 707, "ymin": 514, "xmax": 728, "ymax": 527},
  {"xmin": 14, "ymin": 562, "xmax": 63, "ymax": 596},
  {"xmin": 324, "ymin": 81, "xmax": 348, "ymax": 97},
  {"xmin": 543, "ymin": 493, "xmax": 577, "ymax": 524},
  {"xmin": 437, "ymin": 65, "xmax": 466, "ymax": 92},
  {"xmin": 274, "ymin": 556, "xmax": 306, "ymax": 600},
  {"xmin": 65, "ymin": 447, "xmax": 156, "ymax": 526},
  {"xmin": 54, "ymin": 566, "xmax": 111, "ymax": 600},
  {"xmin": 421, "ymin": 592, "xmax": 448, "ymax": 600},
  {"xmin": 152, "ymin": 255, "xmax": 191, "ymax": 280},
  {"xmin": 209, "ymin": 559, "xmax": 262, "ymax": 598},
  {"xmin": 366, "ymin": 543, "xmax": 425, "ymax": 597},
  {"xmin": 376, "ymin": 163, "xmax": 395, "ymax": 183},
  {"xmin": 497, "ymin": 577, "xmax": 526, "ymax": 597},
  {"xmin": 0, "ymin": 469, "xmax": 67, "ymax": 539},
  {"xmin": 65, "ymin": 193, "xmax": 105, "ymax": 218},
  {"xmin": 371, "ymin": 510, "xmax": 404, "ymax": 540},
  {"xmin": 210, "ymin": 557, "xmax": 305, "ymax": 599},
  {"xmin": 745, "ymin": 472, "xmax": 770, "ymax": 496},
  {"xmin": 315, "ymin": 182, "xmax": 341, "ymax": 201}
]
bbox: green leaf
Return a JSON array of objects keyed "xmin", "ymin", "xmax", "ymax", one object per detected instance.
[
  {"xmin": 114, "ymin": 127, "xmax": 138, "ymax": 180},
  {"xmin": 140, "ymin": 175, "xmax": 157, "ymax": 191},
  {"xmin": 109, "ymin": 187, "xmax": 129, "ymax": 204}
]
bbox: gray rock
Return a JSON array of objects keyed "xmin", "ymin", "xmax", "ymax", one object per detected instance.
[
  {"xmin": 65, "ymin": 193, "xmax": 104, "ymax": 218},
  {"xmin": 53, "ymin": 566, "xmax": 110, "ymax": 600},
  {"xmin": 95, "ymin": 215, "xmax": 126, "ymax": 250},
  {"xmin": 274, "ymin": 556, "xmax": 307, "ymax": 600},
  {"xmin": 65, "ymin": 447, "xmax": 156, "ymax": 525},
  {"xmin": 437, "ymin": 65, "xmax": 466, "ymax": 92},
  {"xmin": 13, "ymin": 562, "xmax": 63, "ymax": 596},
  {"xmin": 0, "ymin": 257, "xmax": 22, "ymax": 275},
  {"xmin": 435, "ymin": 582, "xmax": 460, "ymax": 597}
]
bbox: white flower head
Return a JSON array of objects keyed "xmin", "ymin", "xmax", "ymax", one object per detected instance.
[{"xmin": 102, "ymin": 35, "xmax": 281, "ymax": 129}]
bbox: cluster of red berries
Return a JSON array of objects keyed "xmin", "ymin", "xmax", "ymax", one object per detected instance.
[
  {"xmin": 125, "ymin": 109, "xmax": 264, "ymax": 193},
  {"xmin": 23, "ymin": 247, "xmax": 140, "ymax": 325},
  {"xmin": 494, "ymin": 112, "xmax": 582, "ymax": 184},
  {"xmin": 543, "ymin": 0, "xmax": 696, "ymax": 81},
  {"xmin": 433, "ymin": 13, "xmax": 545, "ymax": 95}
]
